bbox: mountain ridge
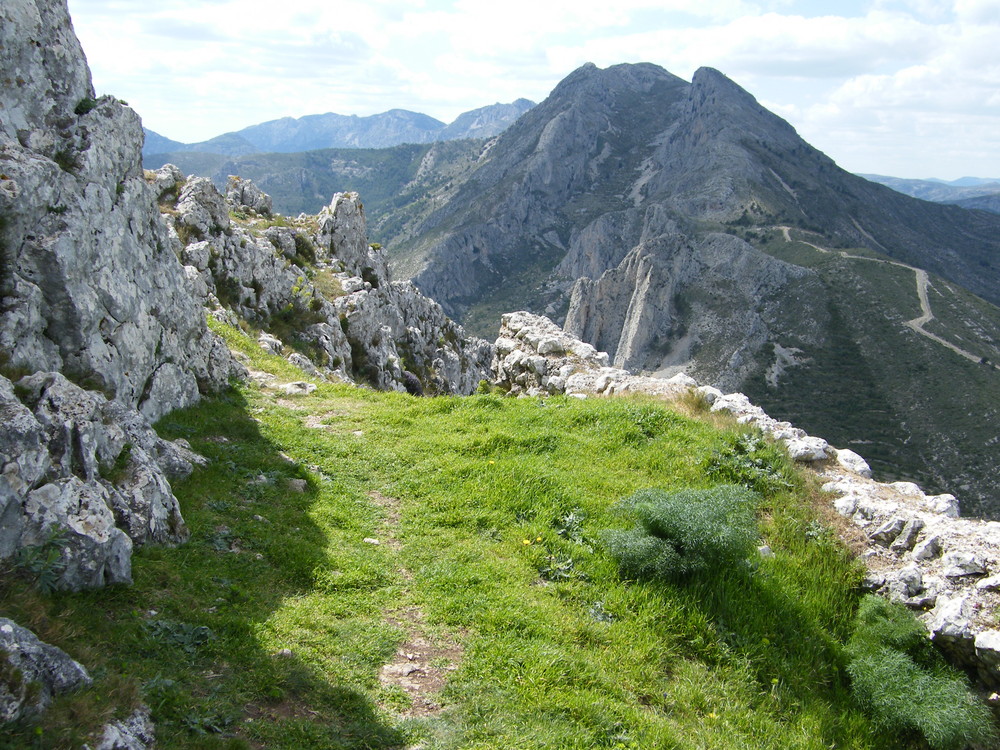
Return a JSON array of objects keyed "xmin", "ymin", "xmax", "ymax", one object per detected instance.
[
  {"xmin": 142, "ymin": 98, "xmax": 535, "ymax": 157},
  {"xmin": 860, "ymin": 173, "xmax": 1000, "ymax": 210}
]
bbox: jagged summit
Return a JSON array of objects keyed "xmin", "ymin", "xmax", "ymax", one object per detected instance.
[{"xmin": 550, "ymin": 61, "xmax": 684, "ymax": 98}]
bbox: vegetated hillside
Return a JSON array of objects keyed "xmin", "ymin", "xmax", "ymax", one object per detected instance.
[
  {"xmin": 379, "ymin": 62, "xmax": 1000, "ymax": 519},
  {"xmin": 949, "ymin": 194, "xmax": 1000, "ymax": 215},
  {"xmin": 142, "ymin": 138, "xmax": 486, "ymax": 228},
  {"xmin": 739, "ymin": 228, "xmax": 1000, "ymax": 512},
  {"xmin": 5, "ymin": 323, "xmax": 992, "ymax": 750}
]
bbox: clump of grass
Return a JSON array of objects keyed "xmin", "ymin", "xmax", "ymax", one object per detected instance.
[
  {"xmin": 602, "ymin": 485, "xmax": 761, "ymax": 582},
  {"xmin": 846, "ymin": 595, "xmax": 997, "ymax": 750},
  {"xmin": 5, "ymin": 528, "xmax": 69, "ymax": 594},
  {"xmin": 74, "ymin": 97, "xmax": 100, "ymax": 116},
  {"xmin": 292, "ymin": 234, "xmax": 316, "ymax": 267},
  {"xmin": 52, "ymin": 147, "xmax": 78, "ymax": 173},
  {"xmin": 704, "ymin": 431, "xmax": 794, "ymax": 496},
  {"xmin": 309, "ymin": 268, "xmax": 347, "ymax": 301}
]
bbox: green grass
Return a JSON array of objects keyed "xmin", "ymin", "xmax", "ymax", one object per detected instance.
[{"xmin": 2, "ymin": 323, "xmax": 976, "ymax": 749}]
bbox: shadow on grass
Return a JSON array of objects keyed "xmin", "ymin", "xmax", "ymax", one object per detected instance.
[
  {"xmin": 0, "ymin": 385, "xmax": 405, "ymax": 750},
  {"xmin": 671, "ymin": 563, "xmax": 881, "ymax": 746}
]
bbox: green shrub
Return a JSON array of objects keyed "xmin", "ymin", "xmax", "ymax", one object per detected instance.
[
  {"xmin": 8, "ymin": 528, "xmax": 69, "ymax": 593},
  {"xmin": 74, "ymin": 97, "xmax": 99, "ymax": 116},
  {"xmin": 292, "ymin": 233, "xmax": 316, "ymax": 266},
  {"xmin": 602, "ymin": 485, "xmax": 760, "ymax": 582},
  {"xmin": 52, "ymin": 147, "xmax": 78, "ymax": 173},
  {"xmin": 704, "ymin": 432, "xmax": 793, "ymax": 496},
  {"xmin": 846, "ymin": 596, "xmax": 997, "ymax": 750}
]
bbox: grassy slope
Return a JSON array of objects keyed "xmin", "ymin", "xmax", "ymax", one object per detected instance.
[{"xmin": 2, "ymin": 322, "xmax": 918, "ymax": 749}]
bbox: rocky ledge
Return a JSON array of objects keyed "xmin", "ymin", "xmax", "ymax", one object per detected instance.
[{"xmin": 494, "ymin": 311, "xmax": 1000, "ymax": 690}]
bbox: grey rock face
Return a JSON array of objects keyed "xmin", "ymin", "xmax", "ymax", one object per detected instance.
[
  {"xmin": 0, "ymin": 0, "xmax": 235, "ymax": 423},
  {"xmin": 564, "ymin": 232, "xmax": 819, "ymax": 387},
  {"xmin": 1, "ymin": 100, "xmax": 199, "ymax": 670},
  {"xmin": 1, "ymin": 371, "xmax": 195, "ymax": 589},
  {"xmin": 0, "ymin": 617, "xmax": 91, "ymax": 723},
  {"xmin": 158, "ymin": 172, "xmax": 493, "ymax": 394}
]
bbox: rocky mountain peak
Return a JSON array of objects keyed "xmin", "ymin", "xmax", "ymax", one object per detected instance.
[
  {"xmin": 547, "ymin": 61, "xmax": 685, "ymax": 109},
  {"xmin": 683, "ymin": 65, "xmax": 801, "ymax": 148},
  {"xmin": 690, "ymin": 66, "xmax": 754, "ymax": 102}
]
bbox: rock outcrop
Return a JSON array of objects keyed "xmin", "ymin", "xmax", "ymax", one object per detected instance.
[
  {"xmin": 564, "ymin": 232, "xmax": 820, "ymax": 386},
  {"xmin": 1, "ymin": 371, "xmax": 202, "ymax": 589},
  {"xmin": 0, "ymin": 617, "xmax": 91, "ymax": 723},
  {"xmin": 494, "ymin": 311, "xmax": 693, "ymax": 399},
  {"xmin": 0, "ymin": 0, "xmax": 239, "ymax": 593},
  {"xmin": 156, "ymin": 167, "xmax": 493, "ymax": 395},
  {"xmin": 494, "ymin": 312, "xmax": 1000, "ymax": 688}
]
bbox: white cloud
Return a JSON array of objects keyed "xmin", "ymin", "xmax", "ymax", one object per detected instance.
[{"xmin": 65, "ymin": 0, "xmax": 1000, "ymax": 177}]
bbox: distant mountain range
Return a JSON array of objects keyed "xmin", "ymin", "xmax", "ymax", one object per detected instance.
[
  {"xmin": 860, "ymin": 174, "xmax": 1000, "ymax": 213},
  {"xmin": 142, "ymin": 99, "xmax": 535, "ymax": 157}
]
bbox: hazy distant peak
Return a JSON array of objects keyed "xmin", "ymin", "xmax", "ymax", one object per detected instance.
[{"xmin": 143, "ymin": 99, "xmax": 532, "ymax": 156}]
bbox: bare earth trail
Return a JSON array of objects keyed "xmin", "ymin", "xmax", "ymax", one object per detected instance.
[{"xmin": 775, "ymin": 226, "xmax": 982, "ymax": 363}]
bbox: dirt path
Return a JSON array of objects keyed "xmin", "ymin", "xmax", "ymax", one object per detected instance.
[
  {"xmin": 367, "ymin": 490, "xmax": 463, "ymax": 719},
  {"xmin": 774, "ymin": 226, "xmax": 982, "ymax": 363}
]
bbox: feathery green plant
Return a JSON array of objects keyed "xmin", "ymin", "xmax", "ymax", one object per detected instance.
[
  {"xmin": 603, "ymin": 485, "xmax": 761, "ymax": 582},
  {"xmin": 846, "ymin": 595, "xmax": 997, "ymax": 750}
]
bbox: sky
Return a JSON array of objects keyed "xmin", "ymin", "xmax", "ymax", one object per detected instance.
[{"xmin": 66, "ymin": 0, "xmax": 1000, "ymax": 179}]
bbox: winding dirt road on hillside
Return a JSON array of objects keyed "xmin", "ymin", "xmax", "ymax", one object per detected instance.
[{"xmin": 775, "ymin": 227, "xmax": 982, "ymax": 364}]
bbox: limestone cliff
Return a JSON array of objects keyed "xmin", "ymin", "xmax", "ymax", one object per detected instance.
[
  {"xmin": 1, "ymin": 0, "xmax": 233, "ymax": 421},
  {"xmin": 0, "ymin": 0, "xmax": 242, "ymax": 596}
]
